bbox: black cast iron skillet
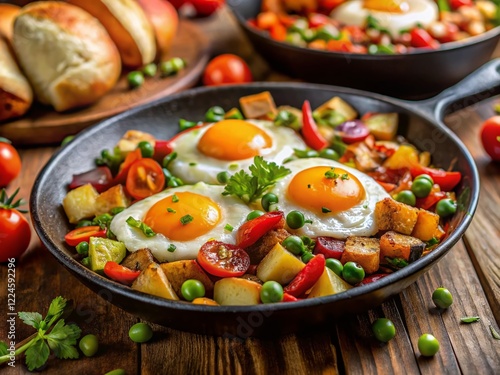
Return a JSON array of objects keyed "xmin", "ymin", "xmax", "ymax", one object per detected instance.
[
  {"xmin": 227, "ymin": 0, "xmax": 500, "ymax": 99},
  {"xmin": 31, "ymin": 59, "xmax": 500, "ymax": 337}
]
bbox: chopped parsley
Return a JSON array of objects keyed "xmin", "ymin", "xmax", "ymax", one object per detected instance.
[
  {"xmin": 180, "ymin": 214, "xmax": 193, "ymax": 225},
  {"xmin": 126, "ymin": 217, "xmax": 156, "ymax": 237},
  {"xmin": 189, "ymin": 162, "xmax": 197, "ymax": 166}
]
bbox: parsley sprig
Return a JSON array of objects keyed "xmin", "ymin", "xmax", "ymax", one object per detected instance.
[
  {"xmin": 222, "ymin": 156, "xmax": 291, "ymax": 203},
  {"xmin": 0, "ymin": 297, "xmax": 81, "ymax": 371}
]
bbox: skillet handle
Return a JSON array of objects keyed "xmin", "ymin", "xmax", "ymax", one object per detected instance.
[{"xmin": 415, "ymin": 58, "xmax": 500, "ymax": 122}]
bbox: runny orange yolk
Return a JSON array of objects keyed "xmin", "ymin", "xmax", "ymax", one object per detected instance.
[
  {"xmin": 363, "ymin": 0, "xmax": 409, "ymax": 13},
  {"xmin": 143, "ymin": 192, "xmax": 221, "ymax": 241},
  {"xmin": 197, "ymin": 119, "xmax": 273, "ymax": 161},
  {"xmin": 287, "ymin": 166, "xmax": 366, "ymax": 213}
]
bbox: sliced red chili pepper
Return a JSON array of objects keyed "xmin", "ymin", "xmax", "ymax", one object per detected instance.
[
  {"xmin": 301, "ymin": 100, "xmax": 329, "ymax": 150},
  {"xmin": 416, "ymin": 191, "xmax": 447, "ymax": 210},
  {"xmin": 65, "ymin": 225, "xmax": 106, "ymax": 247},
  {"xmin": 69, "ymin": 166, "xmax": 113, "ymax": 193},
  {"xmin": 358, "ymin": 273, "xmax": 389, "ymax": 286},
  {"xmin": 284, "ymin": 254, "xmax": 326, "ymax": 297},
  {"xmin": 282, "ymin": 292, "xmax": 299, "ymax": 302},
  {"xmin": 197, "ymin": 240, "xmax": 250, "ymax": 278},
  {"xmin": 126, "ymin": 158, "xmax": 165, "ymax": 200},
  {"xmin": 103, "ymin": 261, "xmax": 141, "ymax": 285},
  {"xmin": 314, "ymin": 237, "xmax": 345, "ymax": 260},
  {"xmin": 410, "ymin": 166, "xmax": 461, "ymax": 192},
  {"xmin": 236, "ymin": 211, "xmax": 284, "ymax": 248},
  {"xmin": 410, "ymin": 28, "xmax": 439, "ymax": 49}
]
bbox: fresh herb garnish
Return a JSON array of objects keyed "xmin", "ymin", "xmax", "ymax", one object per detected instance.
[
  {"xmin": 126, "ymin": 217, "xmax": 156, "ymax": 237},
  {"xmin": 341, "ymin": 173, "xmax": 349, "ymax": 180},
  {"xmin": 179, "ymin": 118, "xmax": 199, "ymax": 131},
  {"xmin": 167, "ymin": 244, "xmax": 176, "ymax": 253},
  {"xmin": 95, "ymin": 147, "xmax": 124, "ymax": 174},
  {"xmin": 426, "ymin": 237, "xmax": 440, "ymax": 247},
  {"xmin": 324, "ymin": 169, "xmax": 339, "ymax": 179},
  {"xmin": 224, "ymin": 224, "xmax": 234, "ymax": 232},
  {"xmin": 189, "ymin": 162, "xmax": 197, "ymax": 166},
  {"xmin": 167, "ymin": 208, "xmax": 176, "ymax": 213},
  {"xmin": 385, "ymin": 257, "xmax": 408, "ymax": 269},
  {"xmin": 162, "ymin": 152, "xmax": 178, "ymax": 169},
  {"xmin": 180, "ymin": 214, "xmax": 193, "ymax": 225},
  {"xmin": 460, "ymin": 316, "xmax": 480, "ymax": 324},
  {"xmin": 490, "ymin": 325, "xmax": 500, "ymax": 340},
  {"xmin": 172, "ymin": 194, "xmax": 179, "ymax": 203},
  {"xmin": 322, "ymin": 207, "xmax": 331, "ymax": 213},
  {"xmin": 222, "ymin": 156, "xmax": 291, "ymax": 204}
]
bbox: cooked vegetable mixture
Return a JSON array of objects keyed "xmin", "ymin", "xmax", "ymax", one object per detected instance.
[{"xmin": 62, "ymin": 92, "xmax": 462, "ymax": 306}]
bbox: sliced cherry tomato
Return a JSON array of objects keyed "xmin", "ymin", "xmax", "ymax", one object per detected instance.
[
  {"xmin": 113, "ymin": 148, "xmax": 143, "ymax": 186},
  {"xmin": 236, "ymin": 211, "xmax": 284, "ymax": 248},
  {"xmin": 314, "ymin": 237, "xmax": 345, "ymax": 260},
  {"xmin": 203, "ymin": 54, "xmax": 252, "ymax": 86},
  {"xmin": 284, "ymin": 254, "xmax": 326, "ymax": 297},
  {"xmin": 197, "ymin": 240, "xmax": 250, "ymax": 277},
  {"xmin": 65, "ymin": 225, "xmax": 106, "ymax": 247},
  {"xmin": 480, "ymin": 116, "xmax": 500, "ymax": 161},
  {"xmin": 302, "ymin": 100, "xmax": 329, "ymax": 150},
  {"xmin": 103, "ymin": 261, "xmax": 141, "ymax": 285},
  {"xmin": 126, "ymin": 158, "xmax": 165, "ymax": 200},
  {"xmin": 308, "ymin": 13, "xmax": 330, "ymax": 28},
  {"xmin": 0, "ymin": 138, "xmax": 21, "ymax": 187},
  {"xmin": 69, "ymin": 166, "xmax": 113, "ymax": 193},
  {"xmin": 0, "ymin": 189, "xmax": 31, "ymax": 262},
  {"xmin": 450, "ymin": 0, "xmax": 472, "ymax": 9},
  {"xmin": 410, "ymin": 28, "xmax": 439, "ymax": 49},
  {"xmin": 190, "ymin": 0, "xmax": 225, "ymax": 16},
  {"xmin": 410, "ymin": 166, "xmax": 461, "ymax": 192},
  {"xmin": 336, "ymin": 120, "xmax": 370, "ymax": 144}
]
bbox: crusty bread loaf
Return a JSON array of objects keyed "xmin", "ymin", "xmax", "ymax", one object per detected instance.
[
  {"xmin": 67, "ymin": 0, "xmax": 156, "ymax": 68},
  {"xmin": 0, "ymin": 4, "xmax": 20, "ymax": 41},
  {"xmin": 12, "ymin": 1, "xmax": 121, "ymax": 112}
]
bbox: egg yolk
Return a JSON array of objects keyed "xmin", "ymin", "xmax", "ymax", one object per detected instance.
[
  {"xmin": 143, "ymin": 192, "xmax": 221, "ymax": 241},
  {"xmin": 287, "ymin": 166, "xmax": 365, "ymax": 213},
  {"xmin": 197, "ymin": 119, "xmax": 273, "ymax": 160},
  {"xmin": 363, "ymin": 0, "xmax": 409, "ymax": 12}
]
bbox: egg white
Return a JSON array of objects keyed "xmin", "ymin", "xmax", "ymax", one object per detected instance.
[
  {"xmin": 168, "ymin": 120, "xmax": 306, "ymax": 184},
  {"xmin": 110, "ymin": 183, "xmax": 252, "ymax": 262},
  {"xmin": 331, "ymin": 0, "xmax": 438, "ymax": 39},
  {"xmin": 272, "ymin": 158, "xmax": 390, "ymax": 239}
]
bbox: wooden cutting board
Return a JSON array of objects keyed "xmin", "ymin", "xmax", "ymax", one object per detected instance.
[{"xmin": 0, "ymin": 19, "xmax": 210, "ymax": 146}]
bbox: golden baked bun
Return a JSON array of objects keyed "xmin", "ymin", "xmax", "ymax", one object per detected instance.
[
  {"xmin": 67, "ymin": 0, "xmax": 156, "ymax": 68},
  {"xmin": 0, "ymin": 3, "xmax": 20, "ymax": 41},
  {"xmin": 12, "ymin": 1, "xmax": 121, "ymax": 112}
]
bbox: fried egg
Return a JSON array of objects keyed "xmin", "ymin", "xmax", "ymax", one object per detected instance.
[
  {"xmin": 271, "ymin": 158, "xmax": 390, "ymax": 239},
  {"xmin": 168, "ymin": 119, "xmax": 306, "ymax": 184},
  {"xmin": 110, "ymin": 183, "xmax": 252, "ymax": 262},
  {"xmin": 331, "ymin": 0, "xmax": 438, "ymax": 39}
]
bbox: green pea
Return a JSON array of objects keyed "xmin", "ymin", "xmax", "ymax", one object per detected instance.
[
  {"xmin": 286, "ymin": 210, "xmax": 306, "ymax": 229},
  {"xmin": 418, "ymin": 333, "xmax": 440, "ymax": 356},
  {"xmin": 76, "ymin": 220, "xmax": 93, "ymax": 228},
  {"xmin": 137, "ymin": 141, "xmax": 154, "ymax": 158},
  {"xmin": 301, "ymin": 252, "xmax": 314, "ymax": 263},
  {"xmin": 205, "ymin": 106, "xmax": 225, "ymax": 122},
  {"xmin": 127, "ymin": 71, "xmax": 144, "ymax": 88},
  {"xmin": 246, "ymin": 210, "xmax": 264, "ymax": 221},
  {"xmin": 260, "ymin": 281, "xmax": 284, "ymax": 303},
  {"xmin": 414, "ymin": 174, "xmax": 434, "ymax": 184},
  {"xmin": 325, "ymin": 258, "xmax": 343, "ymax": 277},
  {"xmin": 372, "ymin": 318, "xmax": 396, "ymax": 342},
  {"xmin": 76, "ymin": 241, "xmax": 89, "ymax": 256},
  {"xmin": 436, "ymin": 198, "xmax": 457, "ymax": 218},
  {"xmin": 170, "ymin": 57, "xmax": 186, "ymax": 71},
  {"xmin": 142, "ymin": 63, "xmax": 157, "ymax": 77},
  {"xmin": 104, "ymin": 370, "xmax": 126, "ymax": 375},
  {"xmin": 282, "ymin": 235, "xmax": 305, "ymax": 255},
  {"xmin": 160, "ymin": 60, "xmax": 175, "ymax": 76},
  {"xmin": 395, "ymin": 190, "xmax": 416, "ymax": 206},
  {"xmin": 216, "ymin": 171, "xmax": 230, "ymax": 184},
  {"xmin": 342, "ymin": 261, "xmax": 365, "ymax": 285},
  {"xmin": 181, "ymin": 279, "xmax": 205, "ymax": 302},
  {"xmin": 81, "ymin": 257, "xmax": 90, "ymax": 267},
  {"xmin": 319, "ymin": 148, "xmax": 340, "ymax": 161},
  {"xmin": 128, "ymin": 322, "xmax": 153, "ymax": 343},
  {"xmin": 411, "ymin": 178, "xmax": 433, "ymax": 198},
  {"xmin": 261, "ymin": 193, "xmax": 279, "ymax": 212},
  {"xmin": 79, "ymin": 334, "xmax": 99, "ymax": 357},
  {"xmin": 432, "ymin": 287, "xmax": 453, "ymax": 309}
]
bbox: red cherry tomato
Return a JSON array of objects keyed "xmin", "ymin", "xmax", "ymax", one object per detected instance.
[
  {"xmin": 197, "ymin": 240, "xmax": 250, "ymax": 277},
  {"xmin": 450, "ymin": 0, "xmax": 472, "ymax": 9},
  {"xmin": 126, "ymin": 158, "xmax": 165, "ymax": 200},
  {"xmin": 103, "ymin": 261, "xmax": 141, "ymax": 285},
  {"xmin": 0, "ymin": 189, "xmax": 31, "ymax": 262},
  {"xmin": 203, "ymin": 54, "xmax": 252, "ymax": 86},
  {"xmin": 65, "ymin": 225, "xmax": 107, "ymax": 247},
  {"xmin": 236, "ymin": 211, "xmax": 284, "ymax": 248},
  {"xmin": 190, "ymin": 0, "xmax": 225, "ymax": 16},
  {"xmin": 336, "ymin": 120, "xmax": 370, "ymax": 144},
  {"xmin": 410, "ymin": 28, "xmax": 439, "ymax": 49},
  {"xmin": 480, "ymin": 116, "xmax": 500, "ymax": 161},
  {"xmin": 0, "ymin": 138, "xmax": 21, "ymax": 188}
]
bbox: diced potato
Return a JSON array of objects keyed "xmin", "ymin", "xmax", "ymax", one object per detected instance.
[
  {"xmin": 383, "ymin": 145, "xmax": 419, "ymax": 170},
  {"xmin": 160, "ymin": 260, "xmax": 214, "ymax": 298},
  {"xmin": 257, "ymin": 243, "xmax": 305, "ymax": 285},
  {"xmin": 89, "ymin": 237, "xmax": 127, "ymax": 273},
  {"xmin": 307, "ymin": 268, "xmax": 352, "ymax": 298},
  {"xmin": 121, "ymin": 248, "xmax": 155, "ymax": 272},
  {"xmin": 375, "ymin": 197, "xmax": 419, "ymax": 235},
  {"xmin": 94, "ymin": 185, "xmax": 131, "ymax": 216},
  {"xmin": 411, "ymin": 209, "xmax": 440, "ymax": 241},
  {"xmin": 364, "ymin": 113, "xmax": 398, "ymax": 141},
  {"xmin": 341, "ymin": 237, "xmax": 380, "ymax": 274},
  {"xmin": 282, "ymin": 0, "xmax": 318, "ymax": 12},
  {"xmin": 132, "ymin": 263, "xmax": 179, "ymax": 301},
  {"xmin": 314, "ymin": 96, "xmax": 357, "ymax": 121},
  {"xmin": 477, "ymin": 1, "xmax": 496, "ymax": 19},
  {"xmin": 116, "ymin": 130, "xmax": 156, "ymax": 157},
  {"xmin": 192, "ymin": 297, "xmax": 219, "ymax": 306},
  {"xmin": 239, "ymin": 91, "xmax": 277, "ymax": 119},
  {"xmin": 213, "ymin": 278, "xmax": 262, "ymax": 306},
  {"xmin": 380, "ymin": 231, "xmax": 425, "ymax": 263},
  {"xmin": 62, "ymin": 183, "xmax": 98, "ymax": 224}
]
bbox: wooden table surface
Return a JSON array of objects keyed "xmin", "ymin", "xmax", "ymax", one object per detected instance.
[{"xmin": 1, "ymin": 7, "xmax": 499, "ymax": 375}]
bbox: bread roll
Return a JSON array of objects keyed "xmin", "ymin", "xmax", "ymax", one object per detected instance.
[
  {"xmin": 68, "ymin": 0, "xmax": 156, "ymax": 67},
  {"xmin": 0, "ymin": 3, "xmax": 20, "ymax": 41},
  {"xmin": 12, "ymin": 2, "xmax": 121, "ymax": 112}
]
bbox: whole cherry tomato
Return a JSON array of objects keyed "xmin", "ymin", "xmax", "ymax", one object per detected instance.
[
  {"xmin": 0, "ymin": 138, "xmax": 21, "ymax": 187},
  {"xmin": 0, "ymin": 188, "xmax": 31, "ymax": 262},
  {"xmin": 480, "ymin": 116, "xmax": 500, "ymax": 161},
  {"xmin": 190, "ymin": 0, "xmax": 225, "ymax": 16},
  {"xmin": 203, "ymin": 54, "xmax": 252, "ymax": 86}
]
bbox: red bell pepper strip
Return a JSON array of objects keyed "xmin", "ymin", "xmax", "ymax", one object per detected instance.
[
  {"xmin": 65, "ymin": 226, "xmax": 106, "ymax": 247},
  {"xmin": 103, "ymin": 261, "xmax": 141, "ymax": 285},
  {"xmin": 282, "ymin": 293, "xmax": 299, "ymax": 302},
  {"xmin": 284, "ymin": 254, "xmax": 326, "ymax": 297},
  {"xmin": 69, "ymin": 166, "xmax": 113, "ymax": 193},
  {"xmin": 236, "ymin": 211, "xmax": 284, "ymax": 248},
  {"xmin": 410, "ymin": 166, "xmax": 461, "ymax": 192},
  {"xmin": 301, "ymin": 100, "xmax": 329, "ymax": 150},
  {"xmin": 153, "ymin": 140, "xmax": 174, "ymax": 163},
  {"xmin": 358, "ymin": 273, "xmax": 389, "ymax": 286},
  {"xmin": 410, "ymin": 28, "xmax": 439, "ymax": 49},
  {"xmin": 377, "ymin": 181, "xmax": 397, "ymax": 193},
  {"xmin": 416, "ymin": 191, "xmax": 447, "ymax": 210}
]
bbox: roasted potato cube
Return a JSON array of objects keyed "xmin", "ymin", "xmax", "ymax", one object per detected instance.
[
  {"xmin": 94, "ymin": 184, "xmax": 131, "ymax": 216},
  {"xmin": 411, "ymin": 209, "xmax": 440, "ymax": 241},
  {"xmin": 213, "ymin": 277, "xmax": 262, "ymax": 306},
  {"xmin": 121, "ymin": 248, "xmax": 155, "ymax": 272},
  {"xmin": 246, "ymin": 228, "xmax": 290, "ymax": 264},
  {"xmin": 314, "ymin": 96, "xmax": 357, "ymax": 121},
  {"xmin": 62, "ymin": 183, "xmax": 98, "ymax": 224},
  {"xmin": 160, "ymin": 260, "xmax": 214, "ymax": 298},
  {"xmin": 192, "ymin": 297, "xmax": 219, "ymax": 306},
  {"xmin": 341, "ymin": 237, "xmax": 380, "ymax": 274},
  {"xmin": 282, "ymin": 0, "xmax": 318, "ymax": 12},
  {"xmin": 383, "ymin": 145, "xmax": 419, "ymax": 170},
  {"xmin": 257, "ymin": 243, "xmax": 305, "ymax": 285},
  {"xmin": 239, "ymin": 91, "xmax": 277, "ymax": 119},
  {"xmin": 117, "ymin": 130, "xmax": 156, "ymax": 157},
  {"xmin": 307, "ymin": 268, "xmax": 352, "ymax": 298},
  {"xmin": 380, "ymin": 231, "xmax": 425, "ymax": 263},
  {"xmin": 375, "ymin": 197, "xmax": 419, "ymax": 235},
  {"xmin": 364, "ymin": 113, "xmax": 398, "ymax": 141},
  {"xmin": 132, "ymin": 263, "xmax": 179, "ymax": 301}
]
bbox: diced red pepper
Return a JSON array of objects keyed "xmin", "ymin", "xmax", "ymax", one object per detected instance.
[
  {"xmin": 314, "ymin": 237, "xmax": 345, "ymax": 260},
  {"xmin": 358, "ymin": 273, "xmax": 389, "ymax": 285},
  {"xmin": 410, "ymin": 166, "xmax": 461, "ymax": 192},
  {"xmin": 65, "ymin": 226, "xmax": 106, "ymax": 247},
  {"xmin": 257, "ymin": 11, "xmax": 279, "ymax": 30},
  {"xmin": 416, "ymin": 190, "xmax": 447, "ymax": 210},
  {"xmin": 68, "ymin": 166, "xmax": 113, "ymax": 193},
  {"xmin": 450, "ymin": 0, "xmax": 472, "ymax": 9},
  {"xmin": 236, "ymin": 211, "xmax": 284, "ymax": 248},
  {"xmin": 270, "ymin": 23, "xmax": 287, "ymax": 41},
  {"xmin": 284, "ymin": 254, "xmax": 326, "ymax": 297},
  {"xmin": 377, "ymin": 181, "xmax": 397, "ymax": 193},
  {"xmin": 301, "ymin": 100, "xmax": 329, "ymax": 150},
  {"xmin": 103, "ymin": 261, "xmax": 141, "ymax": 285},
  {"xmin": 410, "ymin": 28, "xmax": 439, "ymax": 49},
  {"xmin": 153, "ymin": 140, "xmax": 174, "ymax": 163},
  {"xmin": 282, "ymin": 292, "xmax": 299, "ymax": 302}
]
